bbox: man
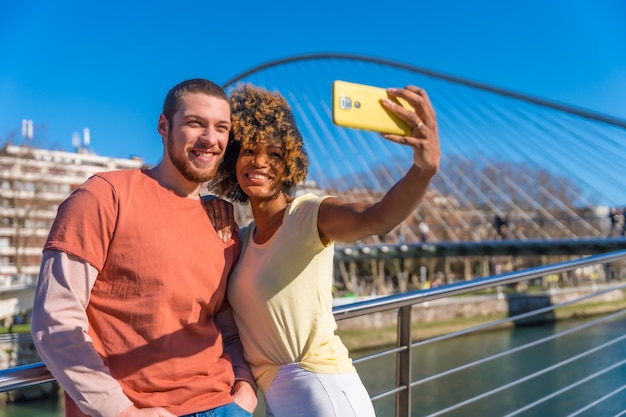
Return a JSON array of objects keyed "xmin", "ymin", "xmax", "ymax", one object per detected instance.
[{"xmin": 31, "ymin": 79, "xmax": 257, "ymax": 417}]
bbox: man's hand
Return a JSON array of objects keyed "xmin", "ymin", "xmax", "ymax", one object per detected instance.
[
  {"xmin": 201, "ymin": 195, "xmax": 238, "ymax": 242},
  {"xmin": 117, "ymin": 405, "xmax": 176, "ymax": 417},
  {"xmin": 232, "ymin": 380, "xmax": 258, "ymax": 413}
]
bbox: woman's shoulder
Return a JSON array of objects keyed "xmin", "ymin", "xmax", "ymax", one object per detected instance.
[{"xmin": 290, "ymin": 192, "xmax": 332, "ymax": 208}]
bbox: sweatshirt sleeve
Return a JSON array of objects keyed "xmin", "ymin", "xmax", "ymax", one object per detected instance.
[{"xmin": 31, "ymin": 250, "xmax": 134, "ymax": 417}]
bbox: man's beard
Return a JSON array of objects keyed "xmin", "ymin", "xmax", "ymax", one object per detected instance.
[{"xmin": 167, "ymin": 131, "xmax": 220, "ymax": 183}]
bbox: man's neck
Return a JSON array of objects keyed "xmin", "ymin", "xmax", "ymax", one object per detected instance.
[{"xmin": 149, "ymin": 164, "xmax": 201, "ymax": 199}]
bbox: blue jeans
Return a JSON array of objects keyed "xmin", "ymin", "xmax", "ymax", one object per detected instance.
[{"xmin": 180, "ymin": 402, "xmax": 252, "ymax": 417}]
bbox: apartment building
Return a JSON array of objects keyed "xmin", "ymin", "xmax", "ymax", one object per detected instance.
[{"xmin": 0, "ymin": 143, "xmax": 146, "ymax": 290}]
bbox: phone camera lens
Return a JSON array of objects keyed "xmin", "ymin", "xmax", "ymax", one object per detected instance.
[
  {"xmin": 339, "ymin": 96, "xmax": 352, "ymax": 110},
  {"xmin": 354, "ymin": 101, "xmax": 361, "ymax": 109}
]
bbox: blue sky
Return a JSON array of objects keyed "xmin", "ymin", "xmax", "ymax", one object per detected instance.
[{"xmin": 1, "ymin": 0, "xmax": 625, "ymax": 167}]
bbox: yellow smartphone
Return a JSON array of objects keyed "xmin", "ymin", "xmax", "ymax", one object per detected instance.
[{"xmin": 331, "ymin": 80, "xmax": 412, "ymax": 136}]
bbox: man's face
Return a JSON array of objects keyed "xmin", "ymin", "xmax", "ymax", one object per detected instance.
[{"xmin": 159, "ymin": 92, "xmax": 231, "ymax": 183}]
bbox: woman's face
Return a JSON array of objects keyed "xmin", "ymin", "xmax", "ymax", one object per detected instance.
[{"xmin": 236, "ymin": 139, "xmax": 287, "ymax": 202}]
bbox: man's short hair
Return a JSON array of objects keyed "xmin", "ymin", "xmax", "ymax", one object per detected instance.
[{"xmin": 162, "ymin": 78, "xmax": 228, "ymax": 121}]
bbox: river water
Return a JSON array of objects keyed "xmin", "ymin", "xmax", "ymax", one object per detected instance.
[{"xmin": 2, "ymin": 315, "xmax": 625, "ymax": 416}]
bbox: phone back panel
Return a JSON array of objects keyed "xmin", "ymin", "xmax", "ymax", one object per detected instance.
[{"xmin": 332, "ymin": 80, "xmax": 412, "ymax": 136}]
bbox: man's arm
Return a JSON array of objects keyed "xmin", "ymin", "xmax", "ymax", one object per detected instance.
[
  {"xmin": 31, "ymin": 250, "xmax": 134, "ymax": 417},
  {"xmin": 200, "ymin": 195, "xmax": 238, "ymax": 242}
]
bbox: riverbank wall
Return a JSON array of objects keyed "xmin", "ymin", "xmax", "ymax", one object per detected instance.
[{"xmin": 334, "ymin": 283, "xmax": 626, "ymax": 332}]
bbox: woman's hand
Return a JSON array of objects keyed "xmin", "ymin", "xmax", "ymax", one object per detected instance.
[
  {"xmin": 317, "ymin": 85, "xmax": 441, "ymax": 243},
  {"xmin": 201, "ymin": 195, "xmax": 238, "ymax": 242},
  {"xmin": 231, "ymin": 380, "xmax": 258, "ymax": 413},
  {"xmin": 381, "ymin": 86, "xmax": 440, "ymax": 174}
]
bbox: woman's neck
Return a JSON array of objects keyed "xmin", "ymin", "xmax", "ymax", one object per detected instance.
[{"xmin": 250, "ymin": 193, "xmax": 292, "ymax": 244}]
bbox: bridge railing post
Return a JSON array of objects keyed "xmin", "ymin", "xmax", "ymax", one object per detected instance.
[{"xmin": 396, "ymin": 305, "xmax": 412, "ymax": 417}]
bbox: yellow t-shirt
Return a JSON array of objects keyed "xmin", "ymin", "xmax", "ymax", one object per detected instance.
[{"xmin": 228, "ymin": 193, "xmax": 355, "ymax": 391}]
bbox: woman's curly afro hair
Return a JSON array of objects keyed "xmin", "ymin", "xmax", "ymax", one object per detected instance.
[{"xmin": 207, "ymin": 84, "xmax": 309, "ymax": 204}]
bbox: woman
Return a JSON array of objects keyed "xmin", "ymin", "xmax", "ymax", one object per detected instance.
[{"xmin": 207, "ymin": 83, "xmax": 440, "ymax": 417}]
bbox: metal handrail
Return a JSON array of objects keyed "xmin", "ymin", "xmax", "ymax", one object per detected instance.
[
  {"xmin": 337, "ymin": 249, "xmax": 626, "ymax": 416},
  {"xmin": 0, "ymin": 361, "xmax": 55, "ymax": 392},
  {"xmin": 1, "ymin": 249, "xmax": 626, "ymax": 416}
]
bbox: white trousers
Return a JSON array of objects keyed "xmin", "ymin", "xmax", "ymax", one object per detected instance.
[{"xmin": 264, "ymin": 363, "xmax": 376, "ymax": 417}]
